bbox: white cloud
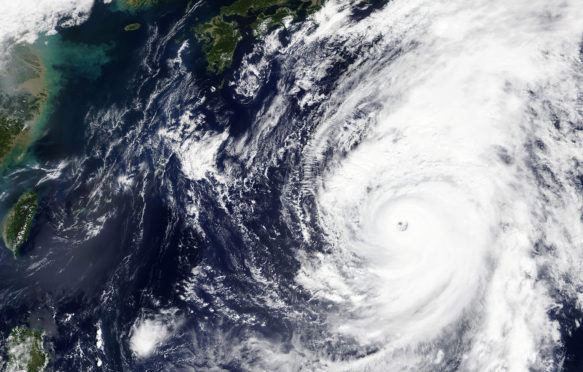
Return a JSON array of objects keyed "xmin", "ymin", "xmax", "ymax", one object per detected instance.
[
  {"xmin": 129, "ymin": 318, "xmax": 170, "ymax": 358},
  {"xmin": 226, "ymin": 0, "xmax": 583, "ymax": 369},
  {"xmin": 0, "ymin": 0, "xmax": 94, "ymax": 50}
]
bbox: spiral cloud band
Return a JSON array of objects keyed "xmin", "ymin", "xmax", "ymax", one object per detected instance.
[
  {"xmin": 269, "ymin": 0, "xmax": 583, "ymax": 369},
  {"xmin": 164, "ymin": 0, "xmax": 583, "ymax": 369},
  {"xmin": 5, "ymin": 0, "xmax": 583, "ymax": 369}
]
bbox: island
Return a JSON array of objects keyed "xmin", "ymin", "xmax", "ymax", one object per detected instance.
[
  {"xmin": 193, "ymin": 17, "xmax": 243, "ymax": 74},
  {"xmin": 193, "ymin": 0, "xmax": 325, "ymax": 74},
  {"xmin": 1, "ymin": 191, "xmax": 38, "ymax": 258},
  {"xmin": 124, "ymin": 23, "xmax": 142, "ymax": 31},
  {"xmin": 5, "ymin": 325, "xmax": 49, "ymax": 372},
  {"xmin": 119, "ymin": 0, "xmax": 159, "ymax": 9}
]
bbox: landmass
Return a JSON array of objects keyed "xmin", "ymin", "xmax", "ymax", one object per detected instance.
[
  {"xmin": 193, "ymin": 17, "xmax": 243, "ymax": 74},
  {"xmin": 1, "ymin": 191, "xmax": 38, "ymax": 258},
  {"xmin": 5, "ymin": 325, "xmax": 49, "ymax": 372},
  {"xmin": 251, "ymin": 7, "xmax": 296, "ymax": 37},
  {"xmin": 119, "ymin": 0, "xmax": 159, "ymax": 9},
  {"xmin": 193, "ymin": 0, "xmax": 325, "ymax": 74},
  {"xmin": 124, "ymin": 23, "xmax": 142, "ymax": 31},
  {"xmin": 0, "ymin": 44, "xmax": 48, "ymax": 167}
]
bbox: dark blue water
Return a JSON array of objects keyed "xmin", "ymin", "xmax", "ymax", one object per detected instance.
[
  {"xmin": 1, "ymin": 1, "xmax": 582, "ymax": 370},
  {"xmin": 0, "ymin": 0, "xmax": 307, "ymax": 369}
]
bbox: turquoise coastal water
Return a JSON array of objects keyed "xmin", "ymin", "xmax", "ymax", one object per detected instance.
[
  {"xmin": 0, "ymin": 34, "xmax": 113, "ymax": 222},
  {"xmin": 31, "ymin": 35, "xmax": 113, "ymax": 144},
  {"xmin": 0, "ymin": 36, "xmax": 112, "ymax": 171}
]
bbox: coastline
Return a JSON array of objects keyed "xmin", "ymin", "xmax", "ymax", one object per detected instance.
[{"xmin": 0, "ymin": 43, "xmax": 50, "ymax": 169}]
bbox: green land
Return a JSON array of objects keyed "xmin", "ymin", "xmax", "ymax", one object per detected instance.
[
  {"xmin": 0, "ymin": 44, "xmax": 48, "ymax": 167},
  {"xmin": 124, "ymin": 22, "xmax": 142, "ymax": 31},
  {"xmin": 1, "ymin": 191, "xmax": 38, "ymax": 258},
  {"xmin": 119, "ymin": 0, "xmax": 159, "ymax": 9},
  {"xmin": 193, "ymin": 0, "xmax": 325, "ymax": 74},
  {"xmin": 0, "ymin": 37, "xmax": 113, "ymax": 169},
  {"xmin": 5, "ymin": 325, "xmax": 49, "ymax": 372}
]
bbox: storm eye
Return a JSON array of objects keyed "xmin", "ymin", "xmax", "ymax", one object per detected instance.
[{"xmin": 396, "ymin": 221, "xmax": 408, "ymax": 231}]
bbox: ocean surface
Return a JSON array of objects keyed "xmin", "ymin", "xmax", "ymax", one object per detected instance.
[{"xmin": 1, "ymin": 0, "xmax": 583, "ymax": 371}]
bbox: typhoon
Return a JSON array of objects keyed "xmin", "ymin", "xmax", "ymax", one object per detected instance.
[
  {"xmin": 1, "ymin": 0, "xmax": 583, "ymax": 371},
  {"xmin": 225, "ymin": 0, "xmax": 583, "ymax": 369}
]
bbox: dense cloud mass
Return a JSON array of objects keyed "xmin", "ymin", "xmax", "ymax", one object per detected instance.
[
  {"xmin": 212, "ymin": 0, "xmax": 583, "ymax": 369},
  {"xmin": 0, "ymin": 0, "xmax": 93, "ymax": 53},
  {"xmin": 3, "ymin": 0, "xmax": 583, "ymax": 370}
]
